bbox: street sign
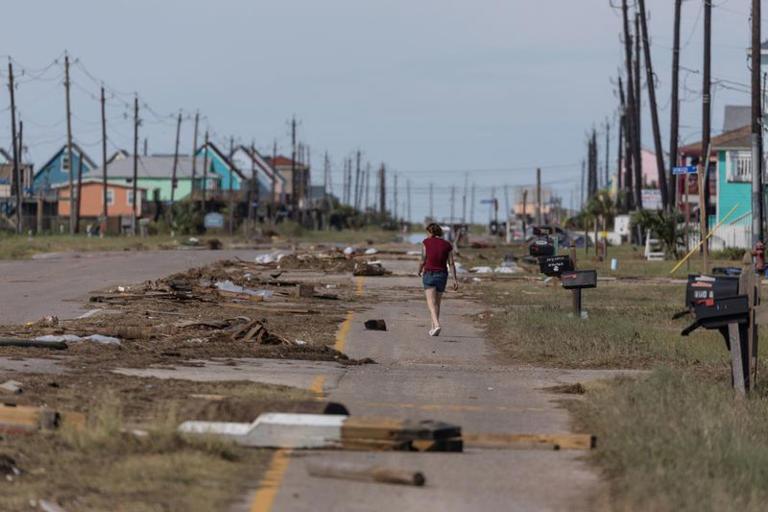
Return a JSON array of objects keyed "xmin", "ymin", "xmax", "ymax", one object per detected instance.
[
  {"xmin": 480, "ymin": 199, "xmax": 497, "ymax": 205},
  {"xmin": 672, "ymin": 166, "xmax": 698, "ymax": 175},
  {"xmin": 204, "ymin": 212, "xmax": 225, "ymax": 229}
]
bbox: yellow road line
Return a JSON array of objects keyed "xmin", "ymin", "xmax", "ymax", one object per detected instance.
[
  {"xmin": 309, "ymin": 375, "xmax": 326, "ymax": 395},
  {"xmin": 355, "ymin": 276, "xmax": 365, "ymax": 296},
  {"xmin": 249, "ymin": 448, "xmax": 291, "ymax": 512},
  {"xmin": 334, "ymin": 311, "xmax": 354, "ymax": 353}
]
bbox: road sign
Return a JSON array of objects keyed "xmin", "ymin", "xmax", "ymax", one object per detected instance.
[
  {"xmin": 672, "ymin": 166, "xmax": 698, "ymax": 175},
  {"xmin": 480, "ymin": 199, "xmax": 497, "ymax": 205},
  {"xmin": 204, "ymin": 212, "xmax": 225, "ymax": 229}
]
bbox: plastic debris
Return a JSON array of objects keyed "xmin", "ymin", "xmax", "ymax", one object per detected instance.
[
  {"xmin": 343, "ymin": 246, "xmax": 356, "ymax": 256},
  {"xmin": 364, "ymin": 248, "xmax": 379, "ymax": 255},
  {"xmin": 215, "ymin": 280, "xmax": 273, "ymax": 298},
  {"xmin": 493, "ymin": 266, "xmax": 518, "ymax": 274},
  {"xmin": 470, "ymin": 266, "xmax": 494, "ymax": 274},
  {"xmin": 34, "ymin": 334, "xmax": 121, "ymax": 346},
  {"xmin": 295, "ymin": 339, "xmax": 308, "ymax": 346}
]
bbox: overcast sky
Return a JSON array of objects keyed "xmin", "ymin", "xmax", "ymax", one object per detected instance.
[{"xmin": 0, "ymin": 0, "xmax": 758, "ymax": 222}]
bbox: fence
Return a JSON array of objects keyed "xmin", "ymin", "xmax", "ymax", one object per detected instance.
[{"xmin": 681, "ymin": 212, "xmax": 752, "ymax": 252}]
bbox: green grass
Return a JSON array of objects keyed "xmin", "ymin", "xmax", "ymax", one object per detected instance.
[
  {"xmin": 481, "ymin": 279, "xmax": 732, "ymax": 369},
  {"xmin": 0, "ymin": 234, "xmax": 184, "ymax": 259},
  {"xmin": 569, "ymin": 369, "xmax": 768, "ymax": 512}
]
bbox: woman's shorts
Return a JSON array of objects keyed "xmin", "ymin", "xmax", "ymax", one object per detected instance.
[{"xmin": 422, "ymin": 271, "xmax": 448, "ymax": 293}]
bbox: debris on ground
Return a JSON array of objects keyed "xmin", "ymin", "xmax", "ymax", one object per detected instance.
[
  {"xmin": 307, "ymin": 461, "xmax": 426, "ymax": 487},
  {"xmin": 0, "ymin": 453, "xmax": 21, "ymax": 476},
  {"xmin": 179, "ymin": 413, "xmax": 463, "ymax": 452},
  {"xmin": 0, "ymin": 380, "xmax": 23, "ymax": 394},
  {"xmin": 0, "ymin": 403, "xmax": 85, "ymax": 433},
  {"xmin": 0, "ymin": 339, "xmax": 68, "ymax": 350},
  {"xmin": 34, "ymin": 334, "xmax": 122, "ymax": 346},
  {"xmin": 353, "ymin": 261, "xmax": 390, "ymax": 276},
  {"xmin": 364, "ymin": 320, "xmax": 387, "ymax": 331}
]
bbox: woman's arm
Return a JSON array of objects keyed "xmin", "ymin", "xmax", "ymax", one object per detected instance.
[
  {"xmin": 448, "ymin": 251, "xmax": 459, "ymax": 290},
  {"xmin": 418, "ymin": 243, "xmax": 426, "ymax": 276}
]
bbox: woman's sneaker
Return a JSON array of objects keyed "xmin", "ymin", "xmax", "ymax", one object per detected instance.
[{"xmin": 429, "ymin": 326, "xmax": 441, "ymax": 337}]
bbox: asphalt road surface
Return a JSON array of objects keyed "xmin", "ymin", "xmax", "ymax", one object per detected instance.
[{"xmin": 0, "ymin": 249, "xmax": 262, "ymax": 323}]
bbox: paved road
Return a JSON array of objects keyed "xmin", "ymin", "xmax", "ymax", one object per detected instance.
[
  {"xmin": 0, "ymin": 249, "xmax": 262, "ymax": 323},
  {"xmin": 235, "ymin": 268, "xmax": 620, "ymax": 512}
]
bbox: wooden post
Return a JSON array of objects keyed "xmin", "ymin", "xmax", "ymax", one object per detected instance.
[
  {"xmin": 728, "ymin": 323, "xmax": 747, "ymax": 397},
  {"xmin": 36, "ymin": 197, "xmax": 43, "ymax": 234},
  {"xmin": 740, "ymin": 253, "xmax": 759, "ymax": 387}
]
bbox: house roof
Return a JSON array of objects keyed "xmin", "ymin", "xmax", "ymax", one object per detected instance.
[
  {"xmin": 107, "ymin": 149, "xmax": 130, "ymax": 164},
  {"xmin": 0, "ymin": 148, "xmax": 11, "ymax": 163},
  {"xmin": 200, "ymin": 142, "xmax": 245, "ymax": 180},
  {"xmin": 265, "ymin": 155, "xmax": 307, "ymax": 169},
  {"xmin": 762, "ymin": 40, "xmax": 768, "ymax": 50},
  {"xmin": 723, "ymin": 105, "xmax": 751, "ymax": 133},
  {"xmin": 85, "ymin": 155, "xmax": 215, "ymax": 180},
  {"xmin": 234, "ymin": 145, "xmax": 286, "ymax": 184},
  {"xmin": 51, "ymin": 178, "xmax": 146, "ymax": 190},
  {"xmin": 711, "ymin": 125, "xmax": 752, "ymax": 150},
  {"xmin": 34, "ymin": 143, "xmax": 98, "ymax": 179},
  {"xmin": 679, "ymin": 126, "xmax": 752, "ymax": 156}
]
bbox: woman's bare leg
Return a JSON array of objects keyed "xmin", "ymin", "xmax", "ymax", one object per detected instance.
[
  {"xmin": 435, "ymin": 292, "xmax": 443, "ymax": 326},
  {"xmin": 425, "ymin": 288, "xmax": 440, "ymax": 329}
]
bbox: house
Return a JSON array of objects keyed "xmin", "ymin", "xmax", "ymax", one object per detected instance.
[
  {"xmin": 0, "ymin": 148, "xmax": 34, "ymax": 198},
  {"xmin": 53, "ymin": 179, "xmax": 144, "ymax": 218},
  {"xmin": 33, "ymin": 144, "xmax": 97, "ymax": 195},
  {"xmin": 264, "ymin": 155, "xmax": 310, "ymax": 207},
  {"xmin": 84, "ymin": 155, "xmax": 221, "ymax": 203},
  {"xmin": 195, "ymin": 143, "xmax": 245, "ymax": 192},
  {"xmin": 229, "ymin": 145, "xmax": 286, "ymax": 202}
]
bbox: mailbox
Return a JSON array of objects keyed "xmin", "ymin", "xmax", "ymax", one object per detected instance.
[
  {"xmin": 529, "ymin": 237, "xmax": 555, "ymax": 257},
  {"xmin": 685, "ymin": 274, "xmax": 739, "ymax": 309},
  {"xmin": 682, "ymin": 295, "xmax": 750, "ymax": 336},
  {"xmin": 561, "ymin": 270, "xmax": 597, "ymax": 290},
  {"xmin": 538, "ymin": 255, "xmax": 573, "ymax": 277}
]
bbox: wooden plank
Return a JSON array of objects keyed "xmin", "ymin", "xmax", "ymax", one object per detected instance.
[
  {"xmin": 463, "ymin": 433, "xmax": 595, "ymax": 450},
  {"xmin": 728, "ymin": 323, "xmax": 747, "ymax": 397},
  {"xmin": 341, "ymin": 417, "xmax": 461, "ymax": 441},
  {"xmin": 412, "ymin": 437, "xmax": 464, "ymax": 452},
  {"xmin": 340, "ymin": 438, "xmax": 413, "ymax": 451},
  {"xmin": 307, "ymin": 462, "xmax": 426, "ymax": 486}
]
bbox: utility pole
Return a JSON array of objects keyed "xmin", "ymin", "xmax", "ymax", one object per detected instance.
[
  {"xmin": 470, "ymin": 183, "xmax": 476, "ymax": 224},
  {"xmin": 143, "ymin": 138, "xmax": 148, "ymax": 157},
  {"xmin": 169, "ymin": 112, "xmax": 182, "ymax": 222},
  {"xmin": 638, "ymin": 0, "xmax": 669, "ymax": 211},
  {"xmin": 536, "ymin": 167, "xmax": 542, "ymax": 225},
  {"xmin": 522, "ymin": 189, "xmax": 528, "ymax": 239},
  {"xmin": 580, "ymin": 159, "xmax": 585, "ymax": 210},
  {"xmin": 617, "ymin": 110, "xmax": 624, "ymax": 193},
  {"xmin": 191, "ymin": 111, "xmax": 199, "ymax": 199},
  {"xmin": 701, "ymin": 0, "xmax": 712, "ymax": 258},
  {"xmin": 634, "ymin": 11, "xmax": 643, "ymax": 209},
  {"xmin": 605, "ymin": 119, "xmax": 610, "ymax": 189},
  {"xmin": 669, "ymin": 0, "xmax": 683, "ymax": 208},
  {"xmin": 450, "ymin": 185, "xmax": 456, "ymax": 222},
  {"xmin": 75, "ymin": 156, "xmax": 83, "ymax": 234},
  {"xmin": 429, "ymin": 183, "xmax": 434, "ymax": 220},
  {"xmin": 291, "ymin": 116, "xmax": 298, "ymax": 212},
  {"xmin": 355, "ymin": 150, "xmax": 361, "ymax": 211},
  {"xmin": 131, "ymin": 95, "xmax": 139, "ymax": 235},
  {"xmin": 64, "ymin": 54, "xmax": 75, "ymax": 235},
  {"xmin": 100, "ymin": 86, "xmax": 108, "ymax": 231},
  {"xmin": 393, "ymin": 172, "xmax": 398, "ymax": 223},
  {"xmin": 7, "ymin": 62, "xmax": 21, "ymax": 234},
  {"xmin": 202, "ymin": 131, "xmax": 209, "ymax": 211},
  {"xmin": 379, "ymin": 164, "xmax": 386, "ymax": 217},
  {"xmin": 462, "ymin": 172, "xmax": 468, "ymax": 223},
  {"xmin": 621, "ymin": 0, "xmax": 639, "ymax": 211},
  {"xmin": 365, "ymin": 162, "xmax": 371, "ymax": 212},
  {"xmin": 228, "ymin": 136, "xmax": 234, "ymax": 235},
  {"xmin": 271, "ymin": 140, "xmax": 277, "ymax": 219},
  {"xmin": 323, "ymin": 151, "xmax": 330, "ymax": 210},
  {"xmin": 752, "ymin": 0, "xmax": 763, "ymax": 245},
  {"xmin": 618, "ymin": 76, "xmax": 634, "ymax": 210},
  {"xmin": 407, "ymin": 179, "xmax": 412, "ymax": 224}
]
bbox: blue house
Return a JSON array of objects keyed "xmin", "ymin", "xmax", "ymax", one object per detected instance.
[
  {"xmin": 229, "ymin": 145, "xmax": 287, "ymax": 202},
  {"xmin": 195, "ymin": 142, "xmax": 244, "ymax": 191},
  {"xmin": 33, "ymin": 144, "xmax": 97, "ymax": 195}
]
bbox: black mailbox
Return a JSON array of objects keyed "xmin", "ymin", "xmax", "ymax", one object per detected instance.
[
  {"xmin": 539, "ymin": 255, "xmax": 573, "ymax": 277},
  {"xmin": 561, "ymin": 270, "xmax": 597, "ymax": 289},
  {"xmin": 529, "ymin": 237, "xmax": 555, "ymax": 257},
  {"xmin": 685, "ymin": 274, "xmax": 739, "ymax": 309},
  {"xmin": 694, "ymin": 295, "xmax": 749, "ymax": 323}
]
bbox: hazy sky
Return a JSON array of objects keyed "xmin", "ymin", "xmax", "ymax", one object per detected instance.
[{"xmin": 0, "ymin": 1, "xmax": 757, "ymax": 222}]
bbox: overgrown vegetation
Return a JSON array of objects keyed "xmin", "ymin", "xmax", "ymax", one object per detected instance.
[
  {"xmin": 631, "ymin": 209, "xmax": 683, "ymax": 257},
  {"xmin": 569, "ymin": 369, "xmax": 768, "ymax": 512},
  {"xmin": 482, "ymin": 279, "xmax": 729, "ymax": 369}
]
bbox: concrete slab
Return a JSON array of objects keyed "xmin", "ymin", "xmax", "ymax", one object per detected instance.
[
  {"xmin": 0, "ymin": 357, "xmax": 68, "ymax": 375},
  {"xmin": 114, "ymin": 358, "xmax": 346, "ymax": 391}
]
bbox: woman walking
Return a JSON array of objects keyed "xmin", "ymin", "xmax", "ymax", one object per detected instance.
[{"xmin": 418, "ymin": 223, "xmax": 459, "ymax": 336}]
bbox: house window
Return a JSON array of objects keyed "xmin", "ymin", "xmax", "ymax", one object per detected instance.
[
  {"xmin": 61, "ymin": 153, "xmax": 71, "ymax": 171},
  {"xmin": 728, "ymin": 152, "xmax": 752, "ymax": 183},
  {"xmin": 106, "ymin": 189, "xmax": 114, "ymax": 206},
  {"xmin": 127, "ymin": 191, "xmax": 134, "ymax": 206}
]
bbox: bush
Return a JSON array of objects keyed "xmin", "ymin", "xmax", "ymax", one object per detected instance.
[{"xmin": 711, "ymin": 247, "xmax": 747, "ymax": 261}]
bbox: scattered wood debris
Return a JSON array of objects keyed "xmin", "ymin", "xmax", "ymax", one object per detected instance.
[{"xmin": 353, "ymin": 262, "xmax": 390, "ymax": 277}]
